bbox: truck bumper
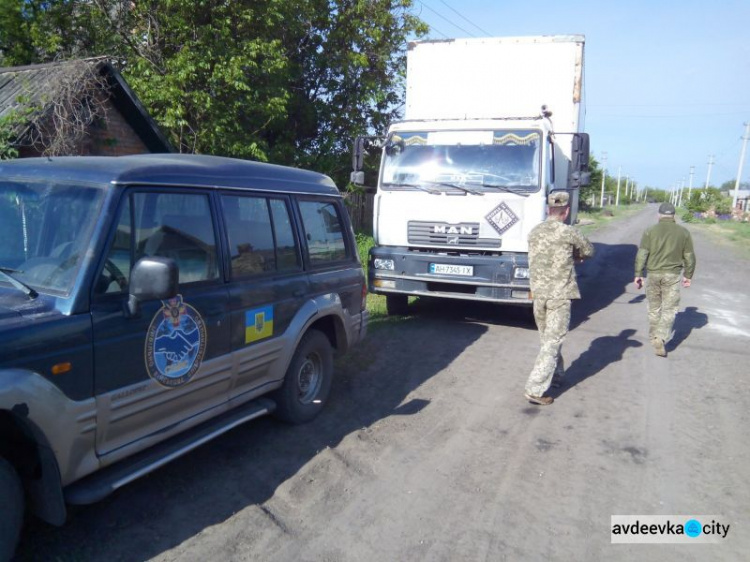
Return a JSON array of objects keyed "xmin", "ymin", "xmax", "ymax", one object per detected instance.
[{"xmin": 368, "ymin": 246, "xmax": 532, "ymax": 306}]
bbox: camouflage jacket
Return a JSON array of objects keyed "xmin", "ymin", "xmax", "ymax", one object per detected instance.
[
  {"xmin": 528, "ymin": 218, "xmax": 595, "ymax": 300},
  {"xmin": 634, "ymin": 217, "xmax": 696, "ymax": 278}
]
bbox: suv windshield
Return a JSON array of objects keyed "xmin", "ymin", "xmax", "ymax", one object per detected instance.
[
  {"xmin": 381, "ymin": 129, "xmax": 541, "ymax": 194},
  {"xmin": 0, "ymin": 180, "xmax": 104, "ymax": 295}
]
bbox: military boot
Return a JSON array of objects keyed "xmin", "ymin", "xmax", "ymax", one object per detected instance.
[{"xmin": 652, "ymin": 337, "xmax": 667, "ymax": 357}]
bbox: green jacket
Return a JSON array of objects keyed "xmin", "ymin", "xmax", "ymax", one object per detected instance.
[{"xmin": 634, "ymin": 217, "xmax": 696, "ymax": 278}]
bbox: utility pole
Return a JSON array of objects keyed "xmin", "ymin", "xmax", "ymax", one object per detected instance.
[
  {"xmin": 615, "ymin": 166, "xmax": 622, "ymax": 206},
  {"xmin": 599, "ymin": 152, "xmax": 607, "ymax": 207},
  {"xmin": 625, "ymin": 175, "xmax": 630, "ymax": 200},
  {"xmin": 643, "ymin": 185, "xmax": 648, "ymax": 202},
  {"xmin": 732, "ymin": 122, "xmax": 750, "ymax": 210},
  {"xmin": 677, "ymin": 178, "xmax": 685, "ymax": 207},
  {"xmin": 687, "ymin": 166, "xmax": 695, "ymax": 203},
  {"xmin": 705, "ymin": 154, "xmax": 714, "ymax": 190}
]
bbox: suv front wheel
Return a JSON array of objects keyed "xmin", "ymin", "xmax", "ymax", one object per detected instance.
[
  {"xmin": 0, "ymin": 457, "xmax": 23, "ymax": 561},
  {"xmin": 273, "ymin": 329, "xmax": 333, "ymax": 424}
]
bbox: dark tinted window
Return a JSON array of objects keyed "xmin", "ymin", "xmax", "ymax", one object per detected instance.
[
  {"xmin": 298, "ymin": 200, "xmax": 347, "ymax": 264},
  {"xmin": 222, "ymin": 195, "xmax": 300, "ymax": 278}
]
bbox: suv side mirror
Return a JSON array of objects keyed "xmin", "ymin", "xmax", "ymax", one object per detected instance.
[{"xmin": 126, "ymin": 257, "xmax": 178, "ymax": 317}]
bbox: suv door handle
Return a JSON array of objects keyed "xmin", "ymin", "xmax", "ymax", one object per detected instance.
[{"xmin": 293, "ymin": 289, "xmax": 305, "ymax": 297}]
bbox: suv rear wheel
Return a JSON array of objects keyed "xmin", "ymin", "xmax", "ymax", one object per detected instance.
[
  {"xmin": 273, "ymin": 329, "xmax": 333, "ymax": 424},
  {"xmin": 0, "ymin": 457, "xmax": 23, "ymax": 562}
]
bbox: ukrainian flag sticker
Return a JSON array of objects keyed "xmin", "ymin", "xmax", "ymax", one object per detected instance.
[{"xmin": 245, "ymin": 305, "xmax": 274, "ymax": 343}]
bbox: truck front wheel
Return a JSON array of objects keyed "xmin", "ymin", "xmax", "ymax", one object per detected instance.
[
  {"xmin": 0, "ymin": 457, "xmax": 24, "ymax": 561},
  {"xmin": 386, "ymin": 295, "xmax": 409, "ymax": 316}
]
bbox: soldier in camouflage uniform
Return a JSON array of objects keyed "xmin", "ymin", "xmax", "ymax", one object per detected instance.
[
  {"xmin": 634, "ymin": 202, "xmax": 696, "ymax": 357},
  {"xmin": 524, "ymin": 191, "xmax": 594, "ymax": 405}
]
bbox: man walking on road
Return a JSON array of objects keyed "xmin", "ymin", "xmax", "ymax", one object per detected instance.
[
  {"xmin": 634, "ymin": 202, "xmax": 696, "ymax": 357},
  {"xmin": 524, "ymin": 192, "xmax": 595, "ymax": 406}
]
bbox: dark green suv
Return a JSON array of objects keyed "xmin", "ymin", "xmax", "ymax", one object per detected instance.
[{"xmin": 0, "ymin": 154, "xmax": 368, "ymax": 559}]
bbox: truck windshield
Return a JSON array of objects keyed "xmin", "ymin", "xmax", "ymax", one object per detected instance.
[
  {"xmin": 381, "ymin": 129, "xmax": 541, "ymax": 194},
  {"xmin": 0, "ymin": 180, "xmax": 104, "ymax": 295}
]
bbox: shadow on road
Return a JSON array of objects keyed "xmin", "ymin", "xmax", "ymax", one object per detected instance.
[
  {"xmin": 571, "ymin": 242, "xmax": 639, "ymax": 330},
  {"xmin": 408, "ymin": 297, "xmax": 536, "ymax": 330},
  {"xmin": 668, "ymin": 306, "xmax": 709, "ymax": 352},
  {"xmin": 551, "ymin": 328, "xmax": 643, "ymax": 397},
  {"xmin": 16, "ymin": 317, "xmax": 487, "ymax": 562}
]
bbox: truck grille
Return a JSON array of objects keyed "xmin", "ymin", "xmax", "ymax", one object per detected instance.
[{"xmin": 407, "ymin": 221, "xmax": 501, "ymax": 248}]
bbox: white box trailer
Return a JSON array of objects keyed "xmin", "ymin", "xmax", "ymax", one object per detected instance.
[{"xmin": 352, "ymin": 35, "xmax": 591, "ymax": 315}]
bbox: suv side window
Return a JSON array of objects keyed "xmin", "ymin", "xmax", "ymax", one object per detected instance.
[
  {"xmin": 221, "ymin": 194, "xmax": 300, "ymax": 278},
  {"xmin": 98, "ymin": 191, "xmax": 219, "ymax": 292},
  {"xmin": 298, "ymin": 200, "xmax": 347, "ymax": 265}
]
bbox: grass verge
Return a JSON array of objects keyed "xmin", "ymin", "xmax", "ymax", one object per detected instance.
[
  {"xmin": 684, "ymin": 220, "xmax": 750, "ymax": 259},
  {"xmin": 577, "ymin": 203, "xmax": 646, "ymax": 235}
]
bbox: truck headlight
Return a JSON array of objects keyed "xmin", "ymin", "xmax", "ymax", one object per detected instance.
[
  {"xmin": 373, "ymin": 258, "xmax": 395, "ymax": 271},
  {"xmin": 514, "ymin": 267, "xmax": 529, "ymax": 279}
]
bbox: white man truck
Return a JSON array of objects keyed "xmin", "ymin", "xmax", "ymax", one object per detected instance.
[{"xmin": 351, "ymin": 35, "xmax": 591, "ymax": 315}]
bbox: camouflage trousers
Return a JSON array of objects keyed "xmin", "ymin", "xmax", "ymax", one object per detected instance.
[
  {"xmin": 646, "ymin": 272, "xmax": 681, "ymax": 342},
  {"xmin": 525, "ymin": 299, "xmax": 570, "ymax": 397}
]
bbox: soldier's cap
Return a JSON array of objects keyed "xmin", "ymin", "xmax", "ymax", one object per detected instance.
[
  {"xmin": 658, "ymin": 202, "xmax": 676, "ymax": 215},
  {"xmin": 547, "ymin": 191, "xmax": 570, "ymax": 208}
]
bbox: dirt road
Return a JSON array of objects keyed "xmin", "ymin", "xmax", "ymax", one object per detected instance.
[{"xmin": 16, "ymin": 206, "xmax": 750, "ymax": 561}]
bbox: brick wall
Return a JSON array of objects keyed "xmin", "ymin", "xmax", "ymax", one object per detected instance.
[
  {"xmin": 17, "ymin": 96, "xmax": 153, "ymax": 157},
  {"xmin": 86, "ymin": 98, "xmax": 149, "ymax": 156}
]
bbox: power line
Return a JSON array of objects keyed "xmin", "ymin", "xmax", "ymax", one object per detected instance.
[
  {"xmin": 417, "ymin": 0, "xmax": 476, "ymax": 38},
  {"xmin": 590, "ymin": 112, "xmax": 750, "ymax": 119},
  {"xmin": 436, "ymin": 0, "xmax": 492, "ymax": 36}
]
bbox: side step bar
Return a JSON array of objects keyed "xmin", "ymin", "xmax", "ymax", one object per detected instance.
[{"xmin": 65, "ymin": 398, "xmax": 276, "ymax": 505}]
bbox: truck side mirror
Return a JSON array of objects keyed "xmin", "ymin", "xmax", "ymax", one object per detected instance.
[
  {"xmin": 572, "ymin": 133, "xmax": 590, "ymax": 170},
  {"xmin": 126, "ymin": 257, "xmax": 179, "ymax": 317},
  {"xmin": 569, "ymin": 133, "xmax": 590, "ymax": 188},
  {"xmin": 353, "ymin": 137, "xmax": 368, "ymax": 172},
  {"xmin": 571, "ymin": 170, "xmax": 591, "ymax": 188}
]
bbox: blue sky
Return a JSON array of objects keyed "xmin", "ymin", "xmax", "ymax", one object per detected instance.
[{"xmin": 410, "ymin": 0, "xmax": 750, "ymax": 191}]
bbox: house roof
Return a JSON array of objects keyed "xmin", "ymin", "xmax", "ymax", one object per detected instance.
[{"xmin": 0, "ymin": 57, "xmax": 174, "ymax": 153}]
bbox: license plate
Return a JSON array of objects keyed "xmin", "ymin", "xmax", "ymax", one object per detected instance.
[{"xmin": 429, "ymin": 263, "xmax": 474, "ymax": 276}]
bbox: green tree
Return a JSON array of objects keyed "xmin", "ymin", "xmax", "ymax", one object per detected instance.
[
  {"xmin": 719, "ymin": 179, "xmax": 750, "ymax": 192},
  {"xmin": 0, "ymin": 0, "xmax": 427, "ymax": 187}
]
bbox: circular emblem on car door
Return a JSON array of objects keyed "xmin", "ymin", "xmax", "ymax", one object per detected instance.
[{"xmin": 145, "ymin": 295, "xmax": 207, "ymax": 387}]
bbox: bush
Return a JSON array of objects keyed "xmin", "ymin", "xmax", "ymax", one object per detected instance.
[
  {"xmin": 356, "ymin": 232, "xmax": 373, "ymax": 274},
  {"xmin": 714, "ymin": 200, "xmax": 732, "ymax": 215},
  {"xmin": 681, "ymin": 210, "xmax": 696, "ymax": 223}
]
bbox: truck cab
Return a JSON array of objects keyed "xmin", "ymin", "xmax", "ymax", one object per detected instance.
[{"xmin": 352, "ymin": 35, "xmax": 590, "ymax": 315}]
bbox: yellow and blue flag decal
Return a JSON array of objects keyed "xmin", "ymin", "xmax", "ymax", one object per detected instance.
[{"xmin": 245, "ymin": 305, "xmax": 274, "ymax": 343}]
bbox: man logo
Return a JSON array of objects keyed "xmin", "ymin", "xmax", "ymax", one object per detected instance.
[
  {"xmin": 433, "ymin": 225, "xmax": 474, "ymax": 235},
  {"xmin": 447, "ymin": 236, "xmax": 459, "ymax": 244}
]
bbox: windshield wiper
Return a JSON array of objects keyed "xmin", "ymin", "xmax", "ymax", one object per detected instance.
[
  {"xmin": 424, "ymin": 181, "xmax": 484, "ymax": 196},
  {"xmin": 382, "ymin": 182, "xmax": 442, "ymax": 195},
  {"xmin": 479, "ymin": 184, "xmax": 531, "ymax": 197},
  {"xmin": 0, "ymin": 266, "xmax": 38, "ymax": 299}
]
